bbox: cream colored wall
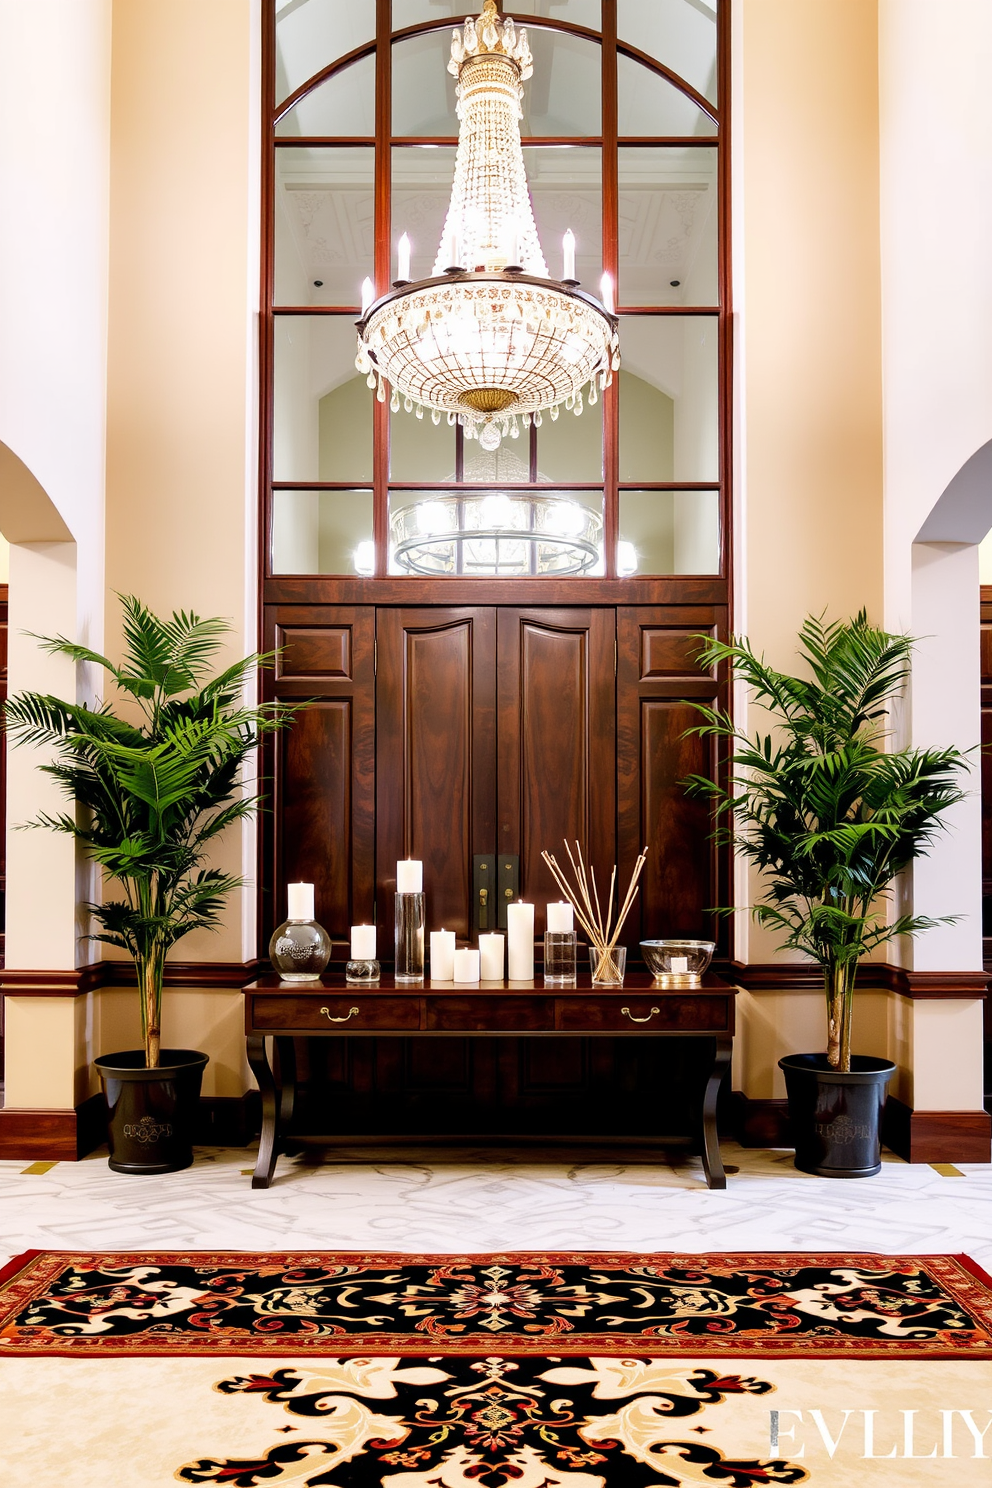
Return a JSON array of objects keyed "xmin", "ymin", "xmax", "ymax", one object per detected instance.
[
  {"xmin": 104, "ymin": 0, "xmax": 259, "ymax": 965},
  {"xmin": 92, "ymin": 989, "xmax": 250, "ymax": 1100}
]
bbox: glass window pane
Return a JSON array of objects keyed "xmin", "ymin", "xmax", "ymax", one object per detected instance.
[
  {"xmin": 392, "ymin": 32, "xmax": 457, "ymax": 136},
  {"xmin": 276, "ymin": 0, "xmax": 376, "ymax": 106},
  {"xmin": 617, "ymin": 54, "xmax": 715, "ymax": 137},
  {"xmin": 390, "ymin": 404, "xmax": 456, "ymax": 480},
  {"xmin": 275, "ymin": 148, "xmax": 374, "ymax": 306},
  {"xmin": 535, "ymin": 398, "xmax": 603, "ymax": 481},
  {"xmin": 272, "ymin": 489, "xmax": 374, "ymax": 575},
  {"xmin": 393, "ymin": 2, "xmax": 601, "ymax": 26},
  {"xmin": 617, "ymin": 0, "xmax": 717, "ymax": 105},
  {"xmin": 391, "ymin": 146, "xmax": 456, "ymax": 278},
  {"xmin": 276, "ymin": 54, "xmax": 375, "ymax": 137},
  {"xmin": 389, "ymin": 490, "xmax": 604, "ymax": 575},
  {"xmin": 619, "ymin": 489, "xmax": 720, "ymax": 574},
  {"xmin": 619, "ymin": 317, "xmax": 719, "ymax": 482},
  {"xmin": 521, "ymin": 29, "xmax": 600, "ymax": 136},
  {"xmin": 525, "ymin": 146, "xmax": 602, "ymax": 284},
  {"xmin": 619, "ymin": 147, "xmax": 717, "ymax": 305},
  {"xmin": 462, "ymin": 438, "xmax": 532, "ymax": 485},
  {"xmin": 274, "ymin": 317, "xmax": 373, "ymax": 482}
]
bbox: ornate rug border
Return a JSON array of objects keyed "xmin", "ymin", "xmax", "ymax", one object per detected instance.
[{"xmin": 2, "ymin": 1249, "xmax": 990, "ymax": 1361}]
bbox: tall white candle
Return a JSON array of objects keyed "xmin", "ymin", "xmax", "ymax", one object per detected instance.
[
  {"xmin": 546, "ymin": 901, "xmax": 573, "ymax": 933},
  {"xmin": 562, "ymin": 228, "xmax": 576, "ymax": 280},
  {"xmin": 600, "ymin": 271, "xmax": 615, "ymax": 314},
  {"xmin": 506, "ymin": 901, "xmax": 535, "ymax": 980},
  {"xmin": 287, "ymin": 882, "xmax": 314, "ymax": 921},
  {"xmin": 361, "ymin": 276, "xmax": 374, "ymax": 313},
  {"xmin": 453, "ymin": 947, "xmax": 480, "ymax": 983},
  {"xmin": 396, "ymin": 859, "xmax": 423, "ymax": 893},
  {"xmin": 397, "ymin": 232, "xmax": 412, "ymax": 281},
  {"xmin": 351, "ymin": 924, "xmax": 376, "ymax": 959},
  {"xmin": 479, "ymin": 933, "xmax": 504, "ymax": 981},
  {"xmin": 430, "ymin": 929, "xmax": 456, "ymax": 980}
]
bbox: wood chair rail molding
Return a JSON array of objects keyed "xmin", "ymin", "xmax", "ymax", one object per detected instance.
[
  {"xmin": 1, "ymin": 961, "xmax": 987, "ymax": 999},
  {"xmin": 723, "ymin": 962, "xmax": 990, "ymax": 1000}
]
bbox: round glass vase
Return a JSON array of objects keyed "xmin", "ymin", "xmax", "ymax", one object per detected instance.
[
  {"xmin": 590, "ymin": 944, "xmax": 627, "ymax": 986},
  {"xmin": 269, "ymin": 918, "xmax": 332, "ymax": 981}
]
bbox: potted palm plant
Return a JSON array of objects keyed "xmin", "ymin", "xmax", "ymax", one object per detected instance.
[
  {"xmin": 686, "ymin": 612, "xmax": 968, "ymax": 1177},
  {"xmin": 4, "ymin": 596, "xmax": 294, "ymax": 1174}
]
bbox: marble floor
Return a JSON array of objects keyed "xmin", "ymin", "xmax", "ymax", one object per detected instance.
[{"xmin": 2, "ymin": 1140, "xmax": 991, "ymax": 1269}]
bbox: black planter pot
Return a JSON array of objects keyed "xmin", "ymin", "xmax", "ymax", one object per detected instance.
[
  {"xmin": 779, "ymin": 1053, "xmax": 896, "ymax": 1178},
  {"xmin": 94, "ymin": 1049, "xmax": 209, "ymax": 1174}
]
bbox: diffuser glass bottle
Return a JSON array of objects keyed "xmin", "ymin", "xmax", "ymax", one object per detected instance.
[{"xmin": 269, "ymin": 883, "xmax": 331, "ymax": 981}]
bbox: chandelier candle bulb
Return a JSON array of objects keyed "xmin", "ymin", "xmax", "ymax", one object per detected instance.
[
  {"xmin": 360, "ymin": 276, "xmax": 374, "ymax": 314},
  {"xmin": 430, "ymin": 929, "xmax": 456, "ymax": 981},
  {"xmin": 397, "ymin": 233, "xmax": 411, "ymax": 283},
  {"xmin": 562, "ymin": 229, "xmax": 576, "ymax": 282},
  {"xmin": 600, "ymin": 272, "xmax": 615, "ymax": 314},
  {"xmin": 350, "ymin": 925, "xmax": 376, "ymax": 960},
  {"xmin": 396, "ymin": 859, "xmax": 423, "ymax": 894},
  {"xmin": 287, "ymin": 883, "xmax": 314, "ymax": 922},
  {"xmin": 506, "ymin": 901, "xmax": 535, "ymax": 981},
  {"xmin": 479, "ymin": 932, "xmax": 505, "ymax": 981},
  {"xmin": 546, "ymin": 901, "xmax": 574, "ymax": 934},
  {"xmin": 453, "ymin": 947, "xmax": 481, "ymax": 983}
]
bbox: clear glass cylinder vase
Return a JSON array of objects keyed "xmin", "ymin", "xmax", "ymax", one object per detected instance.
[
  {"xmin": 394, "ymin": 891, "xmax": 425, "ymax": 982},
  {"xmin": 544, "ymin": 931, "xmax": 577, "ymax": 986}
]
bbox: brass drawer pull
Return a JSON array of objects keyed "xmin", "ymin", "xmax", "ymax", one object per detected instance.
[
  {"xmin": 320, "ymin": 1005, "xmax": 360, "ymax": 1023},
  {"xmin": 621, "ymin": 1005, "xmax": 660, "ymax": 1023}
]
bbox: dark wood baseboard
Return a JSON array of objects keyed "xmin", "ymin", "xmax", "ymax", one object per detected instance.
[
  {"xmin": 0, "ymin": 1092, "xmax": 260, "ymax": 1161},
  {"xmin": 728, "ymin": 1091, "xmax": 791, "ymax": 1147},
  {"xmin": 882, "ymin": 1096, "xmax": 992, "ymax": 1164},
  {"xmin": 0, "ymin": 1092, "xmax": 105, "ymax": 1161}
]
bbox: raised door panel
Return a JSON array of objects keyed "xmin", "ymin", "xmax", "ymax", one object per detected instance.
[
  {"xmin": 496, "ymin": 608, "xmax": 616, "ymax": 935},
  {"xmin": 264, "ymin": 606, "xmax": 375, "ymax": 948},
  {"xmin": 376, "ymin": 608, "xmax": 496, "ymax": 943},
  {"xmin": 618, "ymin": 606, "xmax": 726, "ymax": 950}
]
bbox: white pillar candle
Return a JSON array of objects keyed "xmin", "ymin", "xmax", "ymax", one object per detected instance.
[
  {"xmin": 397, "ymin": 232, "xmax": 411, "ymax": 281},
  {"xmin": 479, "ymin": 933, "xmax": 504, "ymax": 981},
  {"xmin": 546, "ymin": 901, "xmax": 573, "ymax": 933},
  {"xmin": 562, "ymin": 228, "xmax": 576, "ymax": 280},
  {"xmin": 360, "ymin": 276, "xmax": 374, "ymax": 313},
  {"xmin": 506, "ymin": 901, "xmax": 535, "ymax": 980},
  {"xmin": 287, "ymin": 882, "xmax": 314, "ymax": 921},
  {"xmin": 351, "ymin": 924, "xmax": 376, "ymax": 959},
  {"xmin": 430, "ymin": 929, "xmax": 456, "ymax": 980},
  {"xmin": 396, "ymin": 859, "xmax": 423, "ymax": 893},
  {"xmin": 453, "ymin": 947, "xmax": 480, "ymax": 983},
  {"xmin": 670, "ymin": 955, "xmax": 690, "ymax": 974}
]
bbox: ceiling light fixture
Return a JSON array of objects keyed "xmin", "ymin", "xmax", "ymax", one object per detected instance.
[{"xmin": 355, "ymin": 0, "xmax": 620, "ymax": 451}]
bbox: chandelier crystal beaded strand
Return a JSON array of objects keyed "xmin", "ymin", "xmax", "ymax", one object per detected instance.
[{"xmin": 355, "ymin": 0, "xmax": 620, "ymax": 451}]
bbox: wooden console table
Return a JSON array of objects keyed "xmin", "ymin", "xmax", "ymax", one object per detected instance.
[{"xmin": 244, "ymin": 970, "xmax": 735, "ymax": 1190}]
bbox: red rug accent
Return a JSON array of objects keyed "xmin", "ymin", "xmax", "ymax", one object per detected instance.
[{"xmin": 1, "ymin": 1249, "xmax": 990, "ymax": 1359}]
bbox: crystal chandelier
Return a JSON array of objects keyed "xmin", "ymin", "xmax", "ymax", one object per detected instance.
[{"xmin": 355, "ymin": 0, "xmax": 620, "ymax": 452}]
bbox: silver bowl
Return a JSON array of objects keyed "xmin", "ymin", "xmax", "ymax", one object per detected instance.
[{"xmin": 640, "ymin": 939, "xmax": 716, "ymax": 987}]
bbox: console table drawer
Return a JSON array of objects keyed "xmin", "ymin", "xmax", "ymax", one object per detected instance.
[
  {"xmin": 425, "ymin": 996, "xmax": 554, "ymax": 1031},
  {"xmin": 250, "ymin": 996, "xmax": 421, "ymax": 1031},
  {"xmin": 556, "ymin": 994, "xmax": 733, "ymax": 1032}
]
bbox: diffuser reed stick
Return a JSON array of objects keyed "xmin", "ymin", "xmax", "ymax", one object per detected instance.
[{"xmin": 541, "ymin": 841, "xmax": 648, "ymax": 983}]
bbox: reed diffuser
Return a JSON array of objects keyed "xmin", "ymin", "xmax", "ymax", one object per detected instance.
[{"xmin": 541, "ymin": 841, "xmax": 648, "ymax": 986}]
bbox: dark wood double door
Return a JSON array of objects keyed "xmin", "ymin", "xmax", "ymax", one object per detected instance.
[{"xmin": 263, "ymin": 599, "xmax": 726, "ymax": 1136}]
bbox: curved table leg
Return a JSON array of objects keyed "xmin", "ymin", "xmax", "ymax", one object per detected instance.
[
  {"xmin": 248, "ymin": 1035, "xmax": 280, "ymax": 1189},
  {"xmin": 275, "ymin": 1036, "xmax": 297, "ymax": 1128},
  {"xmin": 701, "ymin": 1035, "xmax": 733, "ymax": 1189}
]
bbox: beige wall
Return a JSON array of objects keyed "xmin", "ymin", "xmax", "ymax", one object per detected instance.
[
  {"xmin": 104, "ymin": 0, "xmax": 259, "ymax": 964},
  {"xmin": 739, "ymin": 0, "xmax": 884, "ymax": 667}
]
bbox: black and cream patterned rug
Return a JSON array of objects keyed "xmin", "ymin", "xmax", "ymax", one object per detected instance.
[{"xmin": 1, "ymin": 1250, "xmax": 990, "ymax": 1485}]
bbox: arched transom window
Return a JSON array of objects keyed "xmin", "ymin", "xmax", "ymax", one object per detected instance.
[{"xmin": 264, "ymin": 0, "xmax": 727, "ymax": 583}]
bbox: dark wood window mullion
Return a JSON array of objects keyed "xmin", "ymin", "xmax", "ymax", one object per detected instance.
[
  {"xmin": 602, "ymin": 0, "xmax": 619, "ymax": 581},
  {"xmin": 372, "ymin": 0, "xmax": 392, "ymax": 578}
]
